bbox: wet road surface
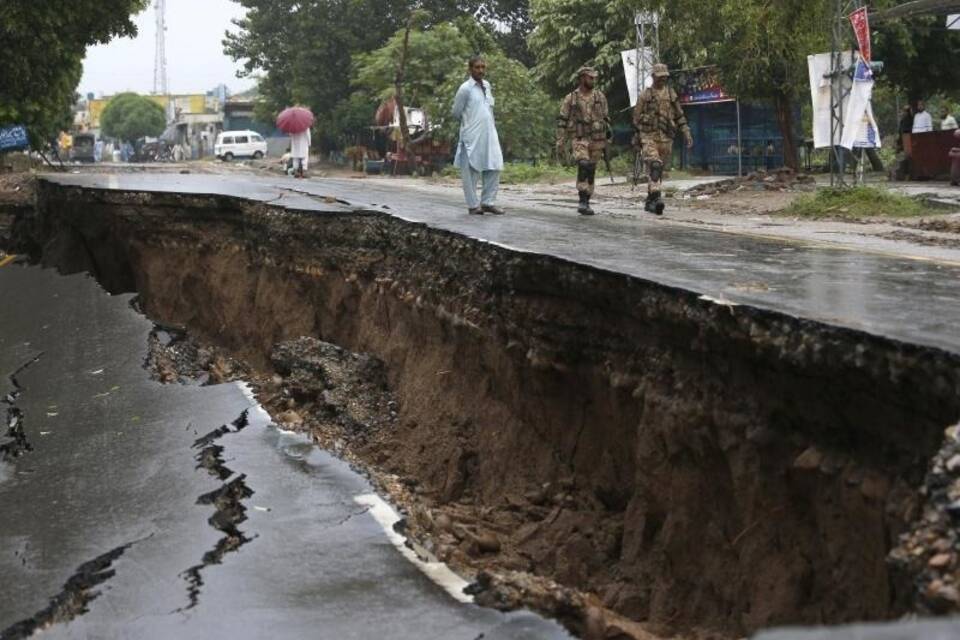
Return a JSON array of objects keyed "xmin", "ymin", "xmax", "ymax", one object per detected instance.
[
  {"xmin": 0, "ymin": 264, "xmax": 570, "ymax": 639},
  {"xmin": 41, "ymin": 173, "xmax": 960, "ymax": 356}
]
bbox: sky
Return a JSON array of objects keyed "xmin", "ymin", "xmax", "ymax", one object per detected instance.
[{"xmin": 79, "ymin": 0, "xmax": 255, "ymax": 98}]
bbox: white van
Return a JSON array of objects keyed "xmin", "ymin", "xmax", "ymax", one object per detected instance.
[{"xmin": 214, "ymin": 130, "xmax": 268, "ymax": 161}]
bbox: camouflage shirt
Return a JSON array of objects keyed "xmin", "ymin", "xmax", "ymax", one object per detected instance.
[
  {"xmin": 633, "ymin": 86, "xmax": 690, "ymax": 139},
  {"xmin": 557, "ymin": 89, "xmax": 610, "ymax": 143}
]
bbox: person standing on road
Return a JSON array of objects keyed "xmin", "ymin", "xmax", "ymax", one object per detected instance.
[
  {"xmin": 556, "ymin": 66, "xmax": 610, "ymax": 216},
  {"xmin": 452, "ymin": 55, "xmax": 505, "ymax": 216},
  {"xmin": 290, "ymin": 126, "xmax": 311, "ymax": 179},
  {"xmin": 913, "ymin": 100, "xmax": 933, "ymax": 133},
  {"xmin": 632, "ymin": 64, "xmax": 693, "ymax": 216}
]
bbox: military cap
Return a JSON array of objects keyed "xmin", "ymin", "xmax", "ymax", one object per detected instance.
[
  {"xmin": 652, "ymin": 63, "xmax": 671, "ymax": 77},
  {"xmin": 577, "ymin": 66, "xmax": 599, "ymax": 78}
]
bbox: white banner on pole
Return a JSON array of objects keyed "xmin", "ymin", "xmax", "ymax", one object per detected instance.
[
  {"xmin": 807, "ymin": 51, "xmax": 853, "ymax": 149},
  {"xmin": 948, "ymin": 14, "xmax": 960, "ymax": 29},
  {"xmin": 621, "ymin": 47, "xmax": 654, "ymax": 107}
]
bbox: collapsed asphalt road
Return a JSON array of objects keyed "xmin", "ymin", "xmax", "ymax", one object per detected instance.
[
  {"xmin": 0, "ymin": 264, "xmax": 571, "ymax": 639},
  {"xmin": 9, "ymin": 173, "xmax": 960, "ymax": 638}
]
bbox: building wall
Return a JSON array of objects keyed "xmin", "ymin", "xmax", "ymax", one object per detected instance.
[{"xmin": 88, "ymin": 94, "xmax": 217, "ymax": 129}]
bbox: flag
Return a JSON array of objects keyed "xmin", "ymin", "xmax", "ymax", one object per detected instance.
[{"xmin": 849, "ymin": 7, "xmax": 871, "ymax": 62}]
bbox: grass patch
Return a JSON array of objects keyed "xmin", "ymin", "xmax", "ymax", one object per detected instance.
[
  {"xmin": 782, "ymin": 186, "xmax": 931, "ymax": 219},
  {"xmin": 442, "ymin": 162, "xmax": 577, "ymax": 185},
  {"xmin": 499, "ymin": 162, "xmax": 575, "ymax": 185}
]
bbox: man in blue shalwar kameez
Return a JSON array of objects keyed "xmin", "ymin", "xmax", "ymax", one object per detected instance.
[{"xmin": 452, "ymin": 55, "xmax": 505, "ymax": 216}]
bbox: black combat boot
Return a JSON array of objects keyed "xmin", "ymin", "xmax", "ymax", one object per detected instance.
[
  {"xmin": 644, "ymin": 191, "xmax": 665, "ymax": 216},
  {"xmin": 577, "ymin": 191, "xmax": 595, "ymax": 216}
]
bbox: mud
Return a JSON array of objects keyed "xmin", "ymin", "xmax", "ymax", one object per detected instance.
[
  {"xmin": 0, "ymin": 174, "xmax": 35, "ymax": 251},
  {"xmin": 13, "ymin": 181, "xmax": 960, "ymax": 638}
]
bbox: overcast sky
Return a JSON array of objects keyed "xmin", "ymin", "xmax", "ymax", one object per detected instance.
[{"xmin": 79, "ymin": 0, "xmax": 255, "ymax": 98}]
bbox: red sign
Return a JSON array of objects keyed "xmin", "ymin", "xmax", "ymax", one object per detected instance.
[{"xmin": 849, "ymin": 7, "xmax": 871, "ymax": 62}]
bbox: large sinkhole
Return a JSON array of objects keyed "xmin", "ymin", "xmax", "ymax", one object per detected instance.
[{"xmin": 12, "ymin": 180, "xmax": 960, "ymax": 639}]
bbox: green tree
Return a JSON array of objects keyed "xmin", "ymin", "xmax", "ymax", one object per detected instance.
[
  {"xmin": 529, "ymin": 0, "xmax": 819, "ymax": 168},
  {"xmin": 354, "ymin": 23, "xmax": 472, "ymax": 103},
  {"xmin": 100, "ymin": 93, "xmax": 167, "ymax": 142},
  {"xmin": 707, "ymin": 1, "xmax": 829, "ymax": 169},
  {"xmin": 0, "ymin": 0, "xmax": 148, "ymax": 147},
  {"xmin": 223, "ymin": 0, "xmax": 533, "ymax": 150},
  {"xmin": 873, "ymin": 12, "xmax": 960, "ymax": 101},
  {"xmin": 225, "ymin": 0, "xmax": 474, "ymax": 150},
  {"xmin": 423, "ymin": 52, "xmax": 554, "ymax": 160}
]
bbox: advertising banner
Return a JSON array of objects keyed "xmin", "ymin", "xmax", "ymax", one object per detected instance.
[
  {"xmin": 673, "ymin": 66, "xmax": 733, "ymax": 105},
  {"xmin": 841, "ymin": 56, "xmax": 881, "ymax": 150},
  {"xmin": 808, "ymin": 51, "xmax": 854, "ymax": 149},
  {"xmin": 621, "ymin": 47, "xmax": 655, "ymax": 107},
  {"xmin": 849, "ymin": 7, "xmax": 871, "ymax": 62},
  {"xmin": 0, "ymin": 125, "xmax": 29, "ymax": 151}
]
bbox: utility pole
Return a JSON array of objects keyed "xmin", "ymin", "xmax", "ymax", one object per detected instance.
[
  {"xmin": 828, "ymin": 0, "xmax": 863, "ymax": 187},
  {"xmin": 632, "ymin": 11, "xmax": 660, "ymax": 187},
  {"xmin": 153, "ymin": 0, "xmax": 168, "ymax": 96}
]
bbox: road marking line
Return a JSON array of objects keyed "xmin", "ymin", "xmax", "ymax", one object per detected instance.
[{"xmin": 0, "ymin": 254, "xmax": 16, "ymax": 268}]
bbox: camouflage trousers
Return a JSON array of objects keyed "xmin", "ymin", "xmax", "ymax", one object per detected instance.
[
  {"xmin": 573, "ymin": 139, "xmax": 605, "ymax": 196},
  {"xmin": 638, "ymin": 136, "xmax": 673, "ymax": 194}
]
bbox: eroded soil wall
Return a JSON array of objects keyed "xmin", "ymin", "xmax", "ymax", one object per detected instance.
[{"xmin": 16, "ymin": 182, "xmax": 960, "ymax": 636}]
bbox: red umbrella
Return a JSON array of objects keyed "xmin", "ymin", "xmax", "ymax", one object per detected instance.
[{"xmin": 276, "ymin": 106, "xmax": 314, "ymax": 134}]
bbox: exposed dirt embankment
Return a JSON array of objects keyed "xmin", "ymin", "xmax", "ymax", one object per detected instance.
[
  {"xmin": 15, "ymin": 181, "xmax": 960, "ymax": 638},
  {"xmin": 0, "ymin": 173, "xmax": 35, "ymax": 250}
]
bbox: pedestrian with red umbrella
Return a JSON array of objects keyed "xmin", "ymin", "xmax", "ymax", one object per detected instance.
[{"xmin": 277, "ymin": 105, "xmax": 314, "ymax": 178}]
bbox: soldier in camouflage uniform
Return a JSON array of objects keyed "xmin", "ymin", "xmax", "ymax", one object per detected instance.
[
  {"xmin": 633, "ymin": 63, "xmax": 693, "ymax": 215},
  {"xmin": 556, "ymin": 66, "xmax": 610, "ymax": 216}
]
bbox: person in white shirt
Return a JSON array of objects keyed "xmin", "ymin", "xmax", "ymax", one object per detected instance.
[
  {"xmin": 941, "ymin": 107, "xmax": 958, "ymax": 131},
  {"xmin": 452, "ymin": 55, "xmax": 505, "ymax": 215},
  {"xmin": 290, "ymin": 127, "xmax": 311, "ymax": 178},
  {"xmin": 912, "ymin": 100, "xmax": 933, "ymax": 133}
]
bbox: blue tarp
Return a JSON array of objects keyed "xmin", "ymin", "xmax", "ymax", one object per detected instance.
[{"xmin": 0, "ymin": 125, "xmax": 29, "ymax": 151}]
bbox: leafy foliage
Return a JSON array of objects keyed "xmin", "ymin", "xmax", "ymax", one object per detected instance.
[
  {"xmin": 224, "ymin": 1, "xmax": 535, "ymax": 149},
  {"xmin": 352, "ymin": 18, "xmax": 555, "ymax": 161},
  {"xmin": 100, "ymin": 93, "xmax": 167, "ymax": 142},
  {"xmin": 353, "ymin": 23, "xmax": 472, "ymax": 104},
  {"xmin": 873, "ymin": 11, "xmax": 960, "ymax": 101},
  {"xmin": 0, "ymin": 0, "xmax": 147, "ymax": 147}
]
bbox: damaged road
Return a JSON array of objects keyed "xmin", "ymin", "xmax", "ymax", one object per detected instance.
[
  {"xmin": 9, "ymin": 173, "xmax": 960, "ymax": 639},
  {"xmin": 0, "ymin": 265, "xmax": 569, "ymax": 639}
]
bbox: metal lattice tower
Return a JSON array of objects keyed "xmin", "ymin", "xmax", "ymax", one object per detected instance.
[
  {"xmin": 828, "ymin": 0, "xmax": 864, "ymax": 187},
  {"xmin": 153, "ymin": 0, "xmax": 168, "ymax": 95},
  {"xmin": 631, "ymin": 12, "xmax": 660, "ymax": 187}
]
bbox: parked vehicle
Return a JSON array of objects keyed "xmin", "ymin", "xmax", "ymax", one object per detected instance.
[
  {"xmin": 135, "ymin": 140, "xmax": 174, "ymax": 163},
  {"xmin": 214, "ymin": 130, "xmax": 268, "ymax": 161},
  {"xmin": 71, "ymin": 134, "xmax": 96, "ymax": 163}
]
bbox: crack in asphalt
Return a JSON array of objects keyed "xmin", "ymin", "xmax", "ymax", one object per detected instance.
[
  {"xmin": 1, "ymin": 354, "xmax": 43, "ymax": 461},
  {"xmin": 178, "ymin": 410, "xmax": 254, "ymax": 612},
  {"xmin": 0, "ymin": 539, "xmax": 139, "ymax": 639}
]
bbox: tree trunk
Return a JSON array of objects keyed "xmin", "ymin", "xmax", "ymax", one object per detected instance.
[
  {"xmin": 773, "ymin": 92, "xmax": 799, "ymax": 171},
  {"xmin": 393, "ymin": 13, "xmax": 414, "ymax": 165}
]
